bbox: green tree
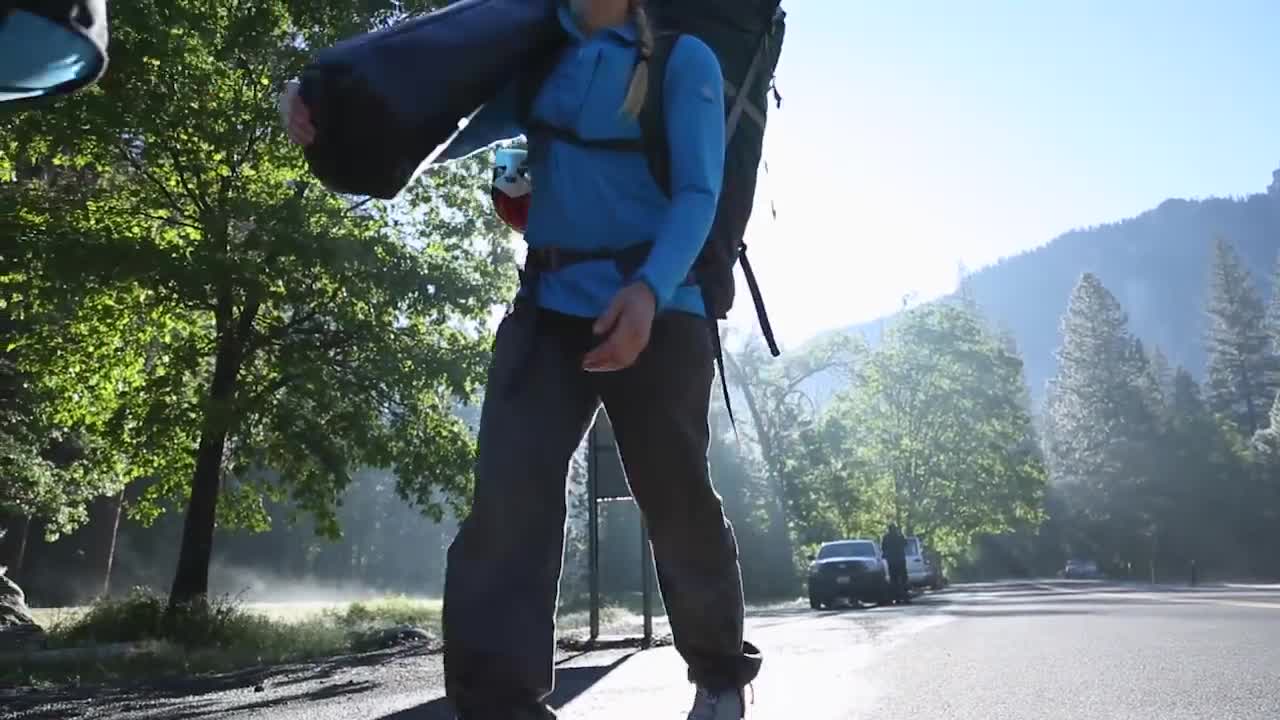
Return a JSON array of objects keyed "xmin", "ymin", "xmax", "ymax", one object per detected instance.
[
  {"xmin": 1205, "ymin": 238, "xmax": 1272, "ymax": 434},
  {"xmin": 1161, "ymin": 369, "xmax": 1248, "ymax": 572},
  {"xmin": 1265, "ymin": 252, "xmax": 1280, "ymax": 360},
  {"xmin": 0, "ymin": 303, "xmax": 129, "ymax": 540},
  {"xmin": 705, "ymin": 397, "xmax": 791, "ymax": 598},
  {"xmin": 1147, "ymin": 345, "xmax": 1174, "ymax": 408},
  {"xmin": 1245, "ymin": 392, "xmax": 1280, "ymax": 573},
  {"xmin": 1252, "ymin": 391, "xmax": 1280, "ymax": 462},
  {"xmin": 1, "ymin": 0, "xmax": 512, "ymax": 607},
  {"xmin": 829, "ymin": 300, "xmax": 1046, "ymax": 560},
  {"xmin": 723, "ymin": 332, "xmax": 862, "ymax": 589},
  {"xmin": 1044, "ymin": 274, "xmax": 1161, "ymax": 569},
  {"xmin": 793, "ymin": 401, "xmax": 889, "ymax": 546}
]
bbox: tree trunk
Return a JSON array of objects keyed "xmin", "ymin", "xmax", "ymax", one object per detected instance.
[
  {"xmin": 0, "ymin": 514, "xmax": 31, "ymax": 576},
  {"xmin": 169, "ymin": 297, "xmax": 255, "ymax": 609},
  {"xmin": 92, "ymin": 490, "xmax": 126, "ymax": 598},
  {"xmin": 168, "ymin": 399, "xmax": 234, "ymax": 607},
  {"xmin": 722, "ymin": 350, "xmax": 795, "ymax": 595}
]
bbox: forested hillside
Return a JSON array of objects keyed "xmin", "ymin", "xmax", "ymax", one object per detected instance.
[{"xmin": 840, "ymin": 168, "xmax": 1280, "ymax": 401}]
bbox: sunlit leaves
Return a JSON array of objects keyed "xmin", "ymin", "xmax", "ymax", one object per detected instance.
[
  {"xmin": 1, "ymin": 0, "xmax": 513, "ymax": 551},
  {"xmin": 825, "ymin": 301, "xmax": 1046, "ymax": 560}
]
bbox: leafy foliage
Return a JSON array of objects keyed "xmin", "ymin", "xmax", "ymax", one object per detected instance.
[
  {"xmin": 723, "ymin": 331, "xmax": 863, "ymax": 588},
  {"xmin": 0, "ymin": 303, "xmax": 130, "ymax": 538},
  {"xmin": 8, "ymin": 1, "xmax": 1280, "ymax": 613},
  {"xmin": 720, "ymin": 299, "xmax": 1045, "ymax": 572},
  {"xmin": 1, "ymin": 0, "xmax": 514, "ymax": 602},
  {"xmin": 826, "ymin": 301, "xmax": 1046, "ymax": 559}
]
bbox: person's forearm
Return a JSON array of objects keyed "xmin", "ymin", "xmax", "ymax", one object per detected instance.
[
  {"xmin": 634, "ymin": 39, "xmax": 726, "ymax": 310},
  {"xmin": 635, "ymin": 187, "xmax": 719, "ymax": 309}
]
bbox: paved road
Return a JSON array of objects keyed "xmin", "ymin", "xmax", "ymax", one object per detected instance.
[{"xmin": 7, "ymin": 581, "xmax": 1280, "ymax": 719}]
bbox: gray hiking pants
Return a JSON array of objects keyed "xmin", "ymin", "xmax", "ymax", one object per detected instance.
[{"xmin": 443, "ymin": 303, "xmax": 762, "ymax": 716}]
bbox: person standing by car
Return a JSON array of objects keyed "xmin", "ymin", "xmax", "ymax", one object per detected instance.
[{"xmin": 881, "ymin": 524, "xmax": 909, "ymax": 604}]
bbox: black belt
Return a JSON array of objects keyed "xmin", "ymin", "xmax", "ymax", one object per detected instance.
[
  {"xmin": 522, "ymin": 243, "xmax": 696, "ymax": 288},
  {"xmin": 503, "ymin": 242, "xmax": 700, "ymax": 400}
]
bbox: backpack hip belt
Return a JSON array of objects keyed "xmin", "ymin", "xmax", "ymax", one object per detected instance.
[{"xmin": 522, "ymin": 243, "xmax": 696, "ymax": 288}]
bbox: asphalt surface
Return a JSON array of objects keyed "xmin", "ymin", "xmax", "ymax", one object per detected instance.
[{"xmin": 6, "ymin": 580, "xmax": 1280, "ymax": 719}]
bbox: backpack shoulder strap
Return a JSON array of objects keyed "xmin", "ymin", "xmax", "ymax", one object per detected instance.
[{"xmin": 637, "ymin": 31, "xmax": 679, "ymax": 198}]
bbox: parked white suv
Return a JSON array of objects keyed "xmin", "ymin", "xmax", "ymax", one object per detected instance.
[{"xmin": 905, "ymin": 536, "xmax": 929, "ymax": 589}]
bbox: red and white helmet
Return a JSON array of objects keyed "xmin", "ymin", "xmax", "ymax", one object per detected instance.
[{"xmin": 491, "ymin": 147, "xmax": 531, "ymax": 233}]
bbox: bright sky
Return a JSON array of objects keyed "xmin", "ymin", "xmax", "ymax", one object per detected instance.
[{"xmin": 732, "ymin": 0, "xmax": 1280, "ymax": 349}]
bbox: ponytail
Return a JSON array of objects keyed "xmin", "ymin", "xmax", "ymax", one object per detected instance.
[{"xmin": 620, "ymin": 0, "xmax": 653, "ymax": 118}]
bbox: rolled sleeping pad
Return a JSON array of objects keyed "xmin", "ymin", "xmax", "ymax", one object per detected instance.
[
  {"xmin": 299, "ymin": 0, "xmax": 567, "ymax": 200},
  {"xmin": 0, "ymin": 0, "xmax": 110, "ymax": 106}
]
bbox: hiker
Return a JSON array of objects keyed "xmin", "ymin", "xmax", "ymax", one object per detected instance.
[
  {"xmin": 882, "ymin": 524, "xmax": 909, "ymax": 604},
  {"xmin": 285, "ymin": 1, "xmax": 765, "ymax": 718}
]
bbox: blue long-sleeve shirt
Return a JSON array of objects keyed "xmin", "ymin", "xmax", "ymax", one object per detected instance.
[{"xmin": 442, "ymin": 6, "xmax": 726, "ymax": 318}]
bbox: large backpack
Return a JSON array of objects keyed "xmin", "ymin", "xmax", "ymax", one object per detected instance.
[
  {"xmin": 0, "ymin": 0, "xmax": 109, "ymax": 105},
  {"xmin": 645, "ymin": 0, "xmax": 785, "ymax": 357},
  {"xmin": 521, "ymin": 1, "xmax": 787, "ymax": 419}
]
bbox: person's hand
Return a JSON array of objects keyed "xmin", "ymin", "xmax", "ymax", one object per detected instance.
[
  {"xmin": 279, "ymin": 81, "xmax": 316, "ymax": 146},
  {"xmin": 583, "ymin": 283, "xmax": 657, "ymax": 372}
]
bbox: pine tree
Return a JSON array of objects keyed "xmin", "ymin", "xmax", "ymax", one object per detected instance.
[
  {"xmin": 1251, "ymin": 392, "xmax": 1280, "ymax": 462},
  {"xmin": 1267, "ymin": 254, "xmax": 1280, "ymax": 349},
  {"xmin": 1148, "ymin": 346, "xmax": 1175, "ymax": 407},
  {"xmin": 1250, "ymin": 392, "xmax": 1280, "ymax": 565},
  {"xmin": 1046, "ymin": 274, "xmax": 1142, "ymax": 482},
  {"xmin": 1205, "ymin": 238, "xmax": 1273, "ymax": 434},
  {"xmin": 1264, "ymin": 253, "xmax": 1280, "ymax": 393},
  {"xmin": 1160, "ymin": 369, "xmax": 1239, "ymax": 570},
  {"xmin": 1132, "ymin": 339, "xmax": 1168, "ymax": 422},
  {"xmin": 1045, "ymin": 274, "xmax": 1159, "ymax": 568}
]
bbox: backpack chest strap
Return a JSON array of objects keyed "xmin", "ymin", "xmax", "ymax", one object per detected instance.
[{"xmin": 525, "ymin": 120, "xmax": 647, "ymax": 154}]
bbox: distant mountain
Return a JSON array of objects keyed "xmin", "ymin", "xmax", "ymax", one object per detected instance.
[{"xmin": 819, "ymin": 167, "xmax": 1280, "ymax": 406}]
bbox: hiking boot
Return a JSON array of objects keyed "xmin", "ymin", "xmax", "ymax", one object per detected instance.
[{"xmin": 686, "ymin": 686, "xmax": 745, "ymax": 720}]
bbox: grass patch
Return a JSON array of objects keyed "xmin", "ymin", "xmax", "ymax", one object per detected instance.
[
  {"xmin": 558, "ymin": 591, "xmax": 669, "ymax": 618},
  {"xmin": 4, "ymin": 591, "xmax": 671, "ymax": 687},
  {"xmin": 5, "ymin": 589, "xmax": 788, "ymax": 688},
  {"xmin": 3, "ymin": 590, "xmax": 446, "ymax": 687},
  {"xmin": 28, "ymin": 606, "xmax": 86, "ymax": 630}
]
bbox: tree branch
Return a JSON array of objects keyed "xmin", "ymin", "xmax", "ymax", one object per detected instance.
[
  {"xmin": 117, "ymin": 142, "xmax": 191, "ymax": 221},
  {"xmin": 164, "ymin": 147, "xmax": 211, "ymax": 216},
  {"xmin": 345, "ymin": 197, "xmax": 375, "ymax": 216},
  {"xmin": 128, "ymin": 207, "xmax": 205, "ymax": 233}
]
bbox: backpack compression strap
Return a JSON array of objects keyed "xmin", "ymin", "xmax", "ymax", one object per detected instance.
[{"xmin": 721, "ymin": 26, "xmax": 782, "ymax": 359}]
